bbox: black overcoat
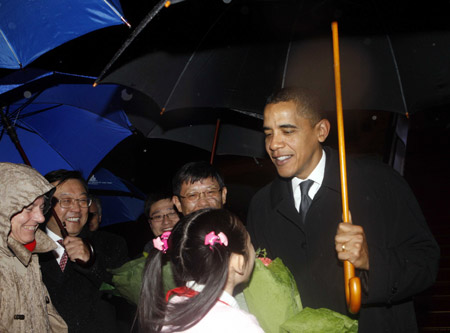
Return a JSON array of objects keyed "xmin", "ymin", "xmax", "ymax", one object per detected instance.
[
  {"xmin": 247, "ymin": 147, "xmax": 439, "ymax": 332},
  {"xmin": 39, "ymin": 228, "xmax": 128, "ymax": 333}
]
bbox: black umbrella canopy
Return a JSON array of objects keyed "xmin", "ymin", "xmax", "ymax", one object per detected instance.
[{"xmin": 100, "ymin": 0, "xmax": 450, "ymax": 118}]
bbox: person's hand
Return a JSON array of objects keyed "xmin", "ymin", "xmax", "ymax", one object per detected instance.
[
  {"xmin": 63, "ymin": 236, "xmax": 91, "ymax": 263},
  {"xmin": 335, "ymin": 214, "xmax": 369, "ymax": 270}
]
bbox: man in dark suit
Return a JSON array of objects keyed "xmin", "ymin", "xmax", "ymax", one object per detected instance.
[
  {"xmin": 246, "ymin": 87, "xmax": 439, "ymax": 332},
  {"xmin": 39, "ymin": 170, "xmax": 128, "ymax": 333}
]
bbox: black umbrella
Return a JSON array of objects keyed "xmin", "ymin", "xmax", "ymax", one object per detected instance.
[
  {"xmin": 100, "ymin": 0, "xmax": 450, "ymax": 117},
  {"xmin": 98, "ymin": 0, "xmax": 450, "ymax": 168}
]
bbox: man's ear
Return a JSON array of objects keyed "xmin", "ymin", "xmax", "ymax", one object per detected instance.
[
  {"xmin": 221, "ymin": 186, "xmax": 227, "ymax": 206},
  {"xmin": 316, "ymin": 119, "xmax": 330, "ymax": 143},
  {"xmin": 173, "ymin": 196, "xmax": 182, "ymax": 214}
]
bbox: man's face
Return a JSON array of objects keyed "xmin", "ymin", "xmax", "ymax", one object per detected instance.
[
  {"xmin": 48, "ymin": 179, "xmax": 89, "ymax": 237},
  {"xmin": 88, "ymin": 202, "xmax": 101, "ymax": 232},
  {"xmin": 173, "ymin": 177, "xmax": 227, "ymax": 216},
  {"xmin": 263, "ymin": 101, "xmax": 329, "ymax": 179},
  {"xmin": 10, "ymin": 196, "xmax": 46, "ymax": 244},
  {"xmin": 148, "ymin": 198, "xmax": 180, "ymax": 236}
]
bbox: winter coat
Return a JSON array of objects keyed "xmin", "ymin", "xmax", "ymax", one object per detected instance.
[{"xmin": 0, "ymin": 162, "xmax": 67, "ymax": 333}]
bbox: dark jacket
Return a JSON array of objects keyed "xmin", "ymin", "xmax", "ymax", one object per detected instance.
[
  {"xmin": 39, "ymin": 227, "xmax": 128, "ymax": 333},
  {"xmin": 247, "ymin": 147, "xmax": 439, "ymax": 332}
]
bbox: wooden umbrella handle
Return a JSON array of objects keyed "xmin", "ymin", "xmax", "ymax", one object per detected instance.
[{"xmin": 331, "ymin": 21, "xmax": 361, "ymax": 314}]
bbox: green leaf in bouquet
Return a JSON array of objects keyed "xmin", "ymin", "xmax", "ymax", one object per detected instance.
[
  {"xmin": 280, "ymin": 307, "xmax": 358, "ymax": 333},
  {"xmin": 109, "ymin": 254, "xmax": 177, "ymax": 305},
  {"xmin": 110, "ymin": 255, "xmax": 147, "ymax": 305},
  {"xmin": 244, "ymin": 257, "xmax": 302, "ymax": 333}
]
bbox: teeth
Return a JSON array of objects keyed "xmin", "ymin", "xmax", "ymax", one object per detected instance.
[
  {"xmin": 276, "ymin": 156, "xmax": 290, "ymax": 161},
  {"xmin": 67, "ymin": 218, "xmax": 80, "ymax": 222},
  {"xmin": 23, "ymin": 225, "xmax": 38, "ymax": 231}
]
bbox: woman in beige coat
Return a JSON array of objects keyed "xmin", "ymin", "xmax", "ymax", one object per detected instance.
[{"xmin": 0, "ymin": 162, "xmax": 67, "ymax": 332}]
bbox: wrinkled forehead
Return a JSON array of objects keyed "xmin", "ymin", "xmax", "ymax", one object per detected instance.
[
  {"xmin": 182, "ymin": 177, "xmax": 221, "ymax": 191},
  {"xmin": 52, "ymin": 179, "xmax": 89, "ymax": 197}
]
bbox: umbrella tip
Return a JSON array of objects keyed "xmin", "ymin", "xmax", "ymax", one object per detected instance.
[
  {"xmin": 160, "ymin": 108, "xmax": 166, "ymax": 115},
  {"xmin": 165, "ymin": 1, "xmax": 171, "ymax": 7},
  {"xmin": 93, "ymin": 82, "xmax": 98, "ymax": 88}
]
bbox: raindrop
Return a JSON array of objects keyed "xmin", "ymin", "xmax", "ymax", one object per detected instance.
[
  {"xmin": 143, "ymin": 149, "xmax": 147, "ymax": 153},
  {"xmin": 121, "ymin": 89, "xmax": 133, "ymax": 101},
  {"xmin": 372, "ymin": 115, "xmax": 377, "ymax": 121},
  {"xmin": 23, "ymin": 91, "xmax": 32, "ymax": 99}
]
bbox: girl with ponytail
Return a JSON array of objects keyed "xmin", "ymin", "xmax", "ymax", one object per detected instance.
[{"xmin": 135, "ymin": 208, "xmax": 263, "ymax": 332}]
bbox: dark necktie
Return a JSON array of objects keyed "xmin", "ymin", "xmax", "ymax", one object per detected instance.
[
  {"xmin": 299, "ymin": 180, "xmax": 314, "ymax": 224},
  {"xmin": 57, "ymin": 239, "xmax": 68, "ymax": 272}
]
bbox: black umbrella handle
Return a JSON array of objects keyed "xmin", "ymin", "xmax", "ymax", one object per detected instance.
[
  {"xmin": 0, "ymin": 107, "xmax": 31, "ymax": 166},
  {"xmin": 51, "ymin": 204, "xmax": 95, "ymax": 267}
]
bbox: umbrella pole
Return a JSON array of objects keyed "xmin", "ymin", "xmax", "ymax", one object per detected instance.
[
  {"xmin": 94, "ymin": 0, "xmax": 172, "ymax": 86},
  {"xmin": 210, "ymin": 118, "xmax": 221, "ymax": 165},
  {"xmin": 331, "ymin": 21, "xmax": 361, "ymax": 314},
  {"xmin": 1, "ymin": 107, "xmax": 32, "ymax": 166}
]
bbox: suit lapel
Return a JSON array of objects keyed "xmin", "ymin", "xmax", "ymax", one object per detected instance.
[{"xmin": 270, "ymin": 177, "xmax": 306, "ymax": 232}]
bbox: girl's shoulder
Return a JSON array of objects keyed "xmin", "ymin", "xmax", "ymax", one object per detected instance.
[{"xmin": 194, "ymin": 301, "xmax": 264, "ymax": 332}]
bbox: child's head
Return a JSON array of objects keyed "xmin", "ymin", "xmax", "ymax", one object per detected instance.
[
  {"xmin": 137, "ymin": 208, "xmax": 255, "ymax": 332},
  {"xmin": 170, "ymin": 207, "xmax": 255, "ymax": 287}
]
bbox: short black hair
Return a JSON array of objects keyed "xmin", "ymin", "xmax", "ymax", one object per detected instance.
[
  {"xmin": 44, "ymin": 169, "xmax": 89, "ymax": 193},
  {"xmin": 144, "ymin": 192, "xmax": 173, "ymax": 219},
  {"xmin": 172, "ymin": 161, "xmax": 225, "ymax": 196},
  {"xmin": 266, "ymin": 86, "xmax": 324, "ymax": 125}
]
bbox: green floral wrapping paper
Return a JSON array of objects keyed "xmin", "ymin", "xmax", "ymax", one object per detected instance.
[
  {"xmin": 244, "ymin": 257, "xmax": 302, "ymax": 333},
  {"xmin": 243, "ymin": 255, "xmax": 358, "ymax": 333},
  {"xmin": 101, "ymin": 253, "xmax": 176, "ymax": 305}
]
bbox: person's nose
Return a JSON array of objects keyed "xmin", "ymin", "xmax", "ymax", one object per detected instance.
[
  {"xmin": 196, "ymin": 194, "xmax": 210, "ymax": 207},
  {"xmin": 268, "ymin": 132, "xmax": 284, "ymax": 151},
  {"xmin": 33, "ymin": 207, "xmax": 46, "ymax": 223},
  {"xmin": 70, "ymin": 201, "xmax": 82, "ymax": 212},
  {"xmin": 161, "ymin": 215, "xmax": 171, "ymax": 226}
]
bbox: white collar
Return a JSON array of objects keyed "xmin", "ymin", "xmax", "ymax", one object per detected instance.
[
  {"xmin": 186, "ymin": 281, "xmax": 239, "ymax": 309},
  {"xmin": 46, "ymin": 227, "xmax": 63, "ymax": 242},
  {"xmin": 291, "ymin": 149, "xmax": 326, "ymax": 194}
]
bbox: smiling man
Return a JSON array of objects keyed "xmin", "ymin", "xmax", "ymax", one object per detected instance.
[
  {"xmin": 39, "ymin": 169, "xmax": 127, "ymax": 333},
  {"xmin": 172, "ymin": 161, "xmax": 227, "ymax": 216},
  {"xmin": 246, "ymin": 87, "xmax": 439, "ymax": 332}
]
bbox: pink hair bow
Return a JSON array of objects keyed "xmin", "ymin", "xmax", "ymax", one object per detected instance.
[
  {"xmin": 204, "ymin": 231, "xmax": 228, "ymax": 249},
  {"xmin": 153, "ymin": 231, "xmax": 171, "ymax": 253}
]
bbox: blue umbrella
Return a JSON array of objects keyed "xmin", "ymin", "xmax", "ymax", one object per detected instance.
[
  {"xmin": 88, "ymin": 168, "xmax": 146, "ymax": 227},
  {"xmin": 0, "ymin": 0, "xmax": 129, "ymax": 69},
  {"xmin": 0, "ymin": 68, "xmax": 136, "ymax": 179}
]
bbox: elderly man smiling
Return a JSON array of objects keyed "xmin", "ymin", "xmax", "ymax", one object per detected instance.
[{"xmin": 39, "ymin": 169, "xmax": 128, "ymax": 333}]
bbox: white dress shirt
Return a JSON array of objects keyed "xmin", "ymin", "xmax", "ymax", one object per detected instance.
[
  {"xmin": 46, "ymin": 227, "xmax": 65, "ymax": 264},
  {"xmin": 291, "ymin": 149, "xmax": 326, "ymax": 212}
]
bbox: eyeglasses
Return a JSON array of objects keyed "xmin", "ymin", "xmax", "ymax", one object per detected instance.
[
  {"xmin": 150, "ymin": 212, "xmax": 179, "ymax": 223},
  {"xmin": 178, "ymin": 189, "xmax": 222, "ymax": 202},
  {"xmin": 55, "ymin": 197, "xmax": 92, "ymax": 208}
]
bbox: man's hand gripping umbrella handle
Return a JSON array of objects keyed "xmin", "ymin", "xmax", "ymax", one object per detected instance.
[{"xmin": 332, "ymin": 21, "xmax": 361, "ymax": 314}]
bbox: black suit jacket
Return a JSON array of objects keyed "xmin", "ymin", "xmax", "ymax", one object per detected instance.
[
  {"xmin": 247, "ymin": 147, "xmax": 439, "ymax": 332},
  {"xmin": 39, "ymin": 228, "xmax": 128, "ymax": 333}
]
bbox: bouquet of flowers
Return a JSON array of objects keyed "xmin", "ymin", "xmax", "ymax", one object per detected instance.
[
  {"xmin": 100, "ymin": 252, "xmax": 176, "ymax": 305},
  {"xmin": 243, "ymin": 249, "xmax": 358, "ymax": 333}
]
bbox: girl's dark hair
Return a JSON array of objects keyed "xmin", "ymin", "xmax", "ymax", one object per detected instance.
[{"xmin": 135, "ymin": 208, "xmax": 250, "ymax": 332}]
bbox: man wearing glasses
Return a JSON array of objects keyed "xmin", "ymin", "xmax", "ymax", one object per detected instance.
[
  {"xmin": 39, "ymin": 169, "xmax": 128, "ymax": 333},
  {"xmin": 172, "ymin": 161, "xmax": 227, "ymax": 216},
  {"xmin": 143, "ymin": 192, "xmax": 180, "ymax": 253}
]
